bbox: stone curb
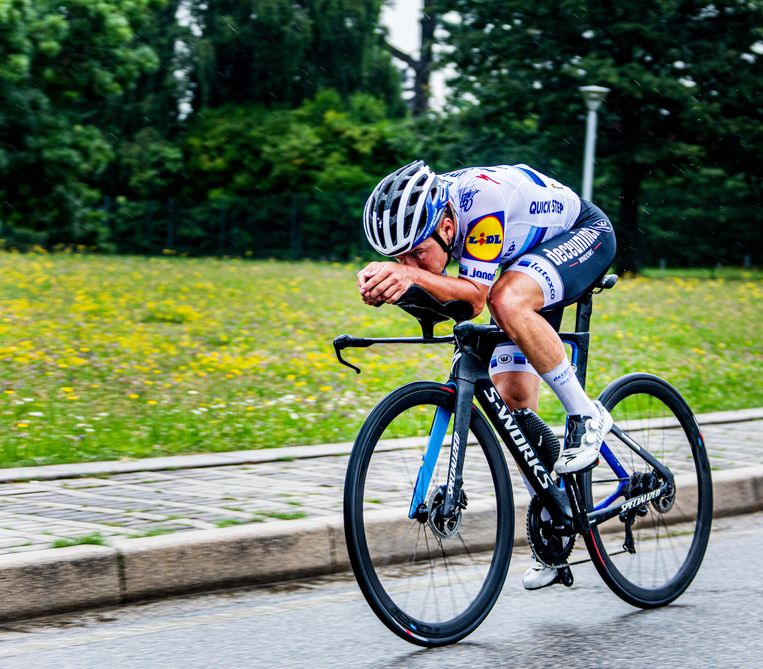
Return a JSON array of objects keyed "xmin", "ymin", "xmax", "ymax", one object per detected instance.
[
  {"xmin": 0, "ymin": 464, "xmax": 761, "ymax": 622},
  {"xmin": 0, "ymin": 407, "xmax": 760, "ymax": 483}
]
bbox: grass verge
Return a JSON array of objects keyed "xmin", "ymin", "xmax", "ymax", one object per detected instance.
[{"xmin": 0, "ymin": 253, "xmax": 760, "ymax": 467}]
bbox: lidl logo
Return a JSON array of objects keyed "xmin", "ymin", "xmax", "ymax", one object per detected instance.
[{"xmin": 464, "ymin": 213, "xmax": 504, "ymax": 261}]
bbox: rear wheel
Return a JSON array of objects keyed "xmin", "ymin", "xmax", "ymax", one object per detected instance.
[
  {"xmin": 344, "ymin": 382, "xmax": 513, "ymax": 647},
  {"xmin": 579, "ymin": 373, "xmax": 712, "ymax": 607}
]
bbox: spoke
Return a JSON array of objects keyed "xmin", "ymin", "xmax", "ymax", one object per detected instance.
[
  {"xmin": 438, "ymin": 540, "xmax": 459, "ymax": 619},
  {"xmin": 422, "ymin": 525, "xmax": 440, "ymax": 621}
]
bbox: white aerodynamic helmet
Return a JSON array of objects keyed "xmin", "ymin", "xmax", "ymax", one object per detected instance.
[{"xmin": 363, "ymin": 160, "xmax": 450, "ymax": 256}]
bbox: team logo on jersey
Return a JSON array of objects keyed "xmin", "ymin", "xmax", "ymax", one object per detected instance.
[
  {"xmin": 463, "ymin": 212, "xmax": 504, "ymax": 262},
  {"xmin": 459, "ymin": 188, "xmax": 479, "ymax": 212},
  {"xmin": 591, "ymin": 220, "xmax": 613, "ymax": 232},
  {"xmin": 529, "ymin": 199, "xmax": 564, "ymax": 215}
]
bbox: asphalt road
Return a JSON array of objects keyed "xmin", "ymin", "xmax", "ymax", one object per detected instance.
[{"xmin": 0, "ymin": 512, "xmax": 761, "ymax": 669}]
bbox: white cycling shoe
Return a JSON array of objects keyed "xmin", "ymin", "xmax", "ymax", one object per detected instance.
[
  {"xmin": 523, "ymin": 560, "xmax": 560, "ymax": 590},
  {"xmin": 554, "ymin": 400, "xmax": 613, "ymax": 474}
]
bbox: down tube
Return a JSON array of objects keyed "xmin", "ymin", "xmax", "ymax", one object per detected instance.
[{"xmin": 408, "ymin": 405, "xmax": 451, "ymax": 518}]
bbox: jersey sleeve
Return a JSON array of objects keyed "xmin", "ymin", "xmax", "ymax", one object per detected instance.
[{"xmin": 456, "ymin": 180, "xmax": 508, "ymax": 286}]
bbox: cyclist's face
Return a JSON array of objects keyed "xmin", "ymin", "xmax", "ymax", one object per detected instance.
[
  {"xmin": 395, "ymin": 216, "xmax": 455, "ymax": 273},
  {"xmin": 395, "ymin": 237, "xmax": 443, "ymax": 272}
]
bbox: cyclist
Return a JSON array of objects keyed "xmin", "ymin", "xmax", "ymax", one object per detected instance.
[{"xmin": 358, "ymin": 160, "xmax": 617, "ymax": 590}]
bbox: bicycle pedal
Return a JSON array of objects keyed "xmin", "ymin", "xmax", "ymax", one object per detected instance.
[{"xmin": 557, "ymin": 565, "xmax": 574, "ymax": 587}]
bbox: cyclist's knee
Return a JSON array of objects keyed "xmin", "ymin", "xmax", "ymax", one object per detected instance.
[
  {"xmin": 492, "ymin": 372, "xmax": 540, "ymax": 412},
  {"xmin": 487, "ymin": 276, "xmax": 537, "ymax": 324}
]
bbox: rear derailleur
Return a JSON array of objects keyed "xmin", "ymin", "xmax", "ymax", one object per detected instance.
[{"xmin": 619, "ymin": 470, "xmax": 666, "ymax": 554}]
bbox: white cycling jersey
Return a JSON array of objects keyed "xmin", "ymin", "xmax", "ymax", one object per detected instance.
[{"xmin": 440, "ymin": 165, "xmax": 581, "ymax": 286}]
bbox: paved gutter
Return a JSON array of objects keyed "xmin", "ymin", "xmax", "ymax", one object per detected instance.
[{"xmin": 0, "ymin": 409, "xmax": 760, "ymax": 622}]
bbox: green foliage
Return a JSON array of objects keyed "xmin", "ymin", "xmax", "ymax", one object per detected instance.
[
  {"xmin": 437, "ymin": 0, "xmax": 762, "ymax": 270},
  {"xmin": 0, "ymin": 1, "xmax": 408, "ymax": 255},
  {"xmin": 0, "ymin": 253, "xmax": 759, "ymax": 466},
  {"xmin": 0, "ymin": 0, "xmax": 758, "ymax": 267},
  {"xmin": 187, "ymin": 0, "xmax": 404, "ymax": 114},
  {"xmin": 0, "ymin": 0, "xmax": 164, "ymax": 246},
  {"xmin": 166, "ymin": 89, "xmax": 415, "ymax": 258}
]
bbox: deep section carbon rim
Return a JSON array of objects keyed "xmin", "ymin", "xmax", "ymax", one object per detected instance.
[
  {"xmin": 344, "ymin": 382, "xmax": 513, "ymax": 647},
  {"xmin": 581, "ymin": 373, "xmax": 712, "ymax": 607}
]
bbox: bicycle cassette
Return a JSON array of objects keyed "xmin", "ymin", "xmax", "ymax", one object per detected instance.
[{"xmin": 526, "ymin": 494, "xmax": 575, "ymax": 568}]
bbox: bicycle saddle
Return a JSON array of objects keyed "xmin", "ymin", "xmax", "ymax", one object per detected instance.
[
  {"xmin": 597, "ymin": 274, "xmax": 618, "ymax": 291},
  {"xmin": 395, "ymin": 285, "xmax": 473, "ymax": 339}
]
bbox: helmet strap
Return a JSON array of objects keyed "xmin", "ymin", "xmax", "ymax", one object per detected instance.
[{"xmin": 431, "ymin": 230, "xmax": 453, "ymax": 272}]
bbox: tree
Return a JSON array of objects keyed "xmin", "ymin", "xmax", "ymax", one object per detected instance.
[
  {"xmin": 180, "ymin": 89, "xmax": 415, "ymax": 257},
  {"xmin": 0, "ymin": 0, "xmax": 163, "ymax": 246},
  {"xmin": 187, "ymin": 0, "xmax": 404, "ymax": 114},
  {"xmin": 383, "ymin": 0, "xmax": 440, "ymax": 116},
  {"xmin": 438, "ymin": 0, "xmax": 763, "ymax": 271}
]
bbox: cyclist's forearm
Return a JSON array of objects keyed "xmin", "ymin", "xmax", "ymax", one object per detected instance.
[{"xmin": 410, "ymin": 269, "xmax": 487, "ymax": 318}]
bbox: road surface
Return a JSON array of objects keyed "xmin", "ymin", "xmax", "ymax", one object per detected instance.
[{"xmin": 0, "ymin": 512, "xmax": 760, "ymax": 668}]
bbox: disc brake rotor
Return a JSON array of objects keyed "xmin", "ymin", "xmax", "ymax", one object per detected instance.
[{"xmin": 426, "ymin": 485, "xmax": 464, "ymax": 541}]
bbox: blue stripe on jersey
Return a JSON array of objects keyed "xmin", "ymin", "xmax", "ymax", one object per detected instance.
[
  {"xmin": 514, "ymin": 165, "xmax": 546, "ymax": 187},
  {"xmin": 516, "ymin": 226, "xmax": 546, "ymax": 257}
]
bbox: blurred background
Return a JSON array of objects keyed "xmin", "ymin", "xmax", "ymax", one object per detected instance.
[
  {"xmin": 2, "ymin": 0, "xmax": 760, "ymax": 269},
  {"xmin": 0, "ymin": 0, "xmax": 760, "ymax": 466}
]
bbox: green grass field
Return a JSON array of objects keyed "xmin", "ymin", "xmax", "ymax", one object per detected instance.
[{"xmin": 0, "ymin": 252, "xmax": 760, "ymax": 467}]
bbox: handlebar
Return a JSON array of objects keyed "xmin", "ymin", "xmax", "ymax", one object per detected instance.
[
  {"xmin": 333, "ymin": 275, "xmax": 619, "ymax": 373},
  {"xmin": 333, "ymin": 332, "xmax": 455, "ymax": 374}
]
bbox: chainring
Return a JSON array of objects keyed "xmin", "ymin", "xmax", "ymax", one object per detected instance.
[{"xmin": 526, "ymin": 494, "xmax": 575, "ymax": 568}]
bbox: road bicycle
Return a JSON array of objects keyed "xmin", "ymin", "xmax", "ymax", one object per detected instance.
[{"xmin": 333, "ymin": 275, "xmax": 712, "ymax": 647}]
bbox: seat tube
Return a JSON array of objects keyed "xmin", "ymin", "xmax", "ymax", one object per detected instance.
[{"xmin": 442, "ymin": 376, "xmax": 475, "ymax": 518}]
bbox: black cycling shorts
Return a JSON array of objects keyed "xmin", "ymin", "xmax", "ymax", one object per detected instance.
[{"xmin": 502, "ymin": 199, "xmax": 616, "ymax": 331}]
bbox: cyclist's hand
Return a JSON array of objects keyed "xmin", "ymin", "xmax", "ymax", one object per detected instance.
[
  {"xmin": 358, "ymin": 262, "xmax": 386, "ymax": 305},
  {"xmin": 358, "ymin": 262, "xmax": 416, "ymax": 305}
]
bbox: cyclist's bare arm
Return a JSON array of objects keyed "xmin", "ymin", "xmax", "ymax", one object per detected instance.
[{"xmin": 358, "ymin": 262, "xmax": 488, "ymax": 318}]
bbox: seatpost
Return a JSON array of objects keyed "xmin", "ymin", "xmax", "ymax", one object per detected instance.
[
  {"xmin": 575, "ymin": 294, "xmax": 593, "ymax": 334},
  {"xmin": 572, "ymin": 294, "xmax": 593, "ymax": 390}
]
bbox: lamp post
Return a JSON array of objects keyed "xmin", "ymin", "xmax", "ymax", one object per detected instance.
[{"xmin": 579, "ymin": 85, "xmax": 610, "ymax": 201}]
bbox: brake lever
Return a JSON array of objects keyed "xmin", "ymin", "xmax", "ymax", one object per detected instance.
[{"xmin": 333, "ymin": 334, "xmax": 370, "ymax": 374}]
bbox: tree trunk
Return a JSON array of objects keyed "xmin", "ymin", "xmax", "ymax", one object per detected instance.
[
  {"xmin": 385, "ymin": 0, "xmax": 438, "ymax": 117},
  {"xmin": 618, "ymin": 163, "xmax": 642, "ymax": 274},
  {"xmin": 411, "ymin": 0, "xmax": 437, "ymax": 116}
]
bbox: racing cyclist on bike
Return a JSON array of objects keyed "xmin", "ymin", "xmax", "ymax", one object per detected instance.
[{"xmin": 357, "ymin": 160, "xmax": 617, "ymax": 590}]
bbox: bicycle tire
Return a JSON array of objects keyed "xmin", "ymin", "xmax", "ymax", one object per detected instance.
[
  {"xmin": 579, "ymin": 373, "xmax": 712, "ymax": 607},
  {"xmin": 344, "ymin": 381, "xmax": 513, "ymax": 647}
]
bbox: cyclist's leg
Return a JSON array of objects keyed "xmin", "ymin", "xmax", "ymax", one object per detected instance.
[
  {"xmin": 488, "ymin": 201, "xmax": 617, "ymax": 472},
  {"xmin": 489, "ymin": 326, "xmax": 564, "ymax": 590},
  {"xmin": 491, "ymin": 371, "xmax": 539, "ymax": 412},
  {"xmin": 487, "ymin": 305, "xmax": 561, "ymax": 413}
]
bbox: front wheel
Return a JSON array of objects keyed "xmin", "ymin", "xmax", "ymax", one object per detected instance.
[
  {"xmin": 343, "ymin": 382, "xmax": 513, "ymax": 647},
  {"xmin": 579, "ymin": 373, "xmax": 713, "ymax": 607}
]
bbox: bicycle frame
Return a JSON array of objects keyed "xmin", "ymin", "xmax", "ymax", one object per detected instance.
[{"xmin": 334, "ymin": 286, "xmax": 675, "ymax": 538}]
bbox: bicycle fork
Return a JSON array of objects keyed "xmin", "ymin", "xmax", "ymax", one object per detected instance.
[{"xmin": 407, "ymin": 378, "xmax": 472, "ymax": 521}]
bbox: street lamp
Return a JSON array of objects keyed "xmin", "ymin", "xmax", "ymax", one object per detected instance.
[{"xmin": 579, "ymin": 85, "xmax": 610, "ymax": 201}]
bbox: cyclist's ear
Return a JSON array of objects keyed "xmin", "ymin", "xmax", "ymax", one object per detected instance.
[{"xmin": 438, "ymin": 206, "xmax": 457, "ymax": 245}]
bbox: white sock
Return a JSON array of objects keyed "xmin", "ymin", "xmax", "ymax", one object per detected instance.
[{"xmin": 540, "ymin": 358, "xmax": 597, "ymax": 418}]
